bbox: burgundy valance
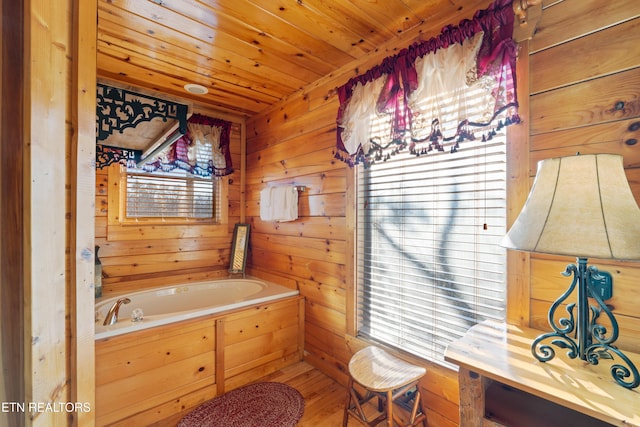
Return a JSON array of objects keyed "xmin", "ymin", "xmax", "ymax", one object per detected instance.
[
  {"xmin": 335, "ymin": 0, "xmax": 519, "ymax": 167},
  {"xmin": 97, "ymin": 113, "xmax": 234, "ymax": 177},
  {"xmin": 141, "ymin": 113, "xmax": 233, "ymax": 177},
  {"xmin": 186, "ymin": 113, "xmax": 233, "ymax": 176}
]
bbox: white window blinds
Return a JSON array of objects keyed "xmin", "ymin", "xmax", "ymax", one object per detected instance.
[
  {"xmin": 126, "ymin": 172, "xmax": 218, "ymax": 220},
  {"xmin": 356, "ymin": 134, "xmax": 507, "ymax": 366}
]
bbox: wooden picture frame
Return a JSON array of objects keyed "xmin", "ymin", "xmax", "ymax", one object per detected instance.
[{"xmin": 229, "ymin": 223, "xmax": 250, "ymax": 274}]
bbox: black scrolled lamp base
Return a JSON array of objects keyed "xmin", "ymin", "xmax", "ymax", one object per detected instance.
[{"xmin": 531, "ymin": 257, "xmax": 640, "ymax": 389}]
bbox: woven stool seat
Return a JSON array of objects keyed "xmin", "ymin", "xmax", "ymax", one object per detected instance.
[{"xmin": 343, "ymin": 346, "xmax": 427, "ymax": 427}]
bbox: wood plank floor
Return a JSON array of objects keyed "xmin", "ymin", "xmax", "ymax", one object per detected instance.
[
  {"xmin": 256, "ymin": 360, "xmax": 384, "ymax": 426},
  {"xmin": 158, "ymin": 361, "xmax": 390, "ymax": 426}
]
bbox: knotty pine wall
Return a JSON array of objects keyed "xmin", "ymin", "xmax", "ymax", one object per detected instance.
[
  {"xmin": 527, "ymin": 0, "xmax": 640, "ymax": 355},
  {"xmin": 1, "ymin": 2, "xmax": 25, "ymax": 426},
  {"xmin": 1, "ymin": 1, "xmax": 97, "ymax": 426},
  {"xmin": 95, "ymin": 117, "xmax": 244, "ymax": 294},
  {"xmin": 244, "ymin": 1, "xmax": 640, "ymax": 426}
]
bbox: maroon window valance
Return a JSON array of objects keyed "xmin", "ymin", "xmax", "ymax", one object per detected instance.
[
  {"xmin": 96, "ymin": 113, "xmax": 234, "ymax": 177},
  {"xmin": 335, "ymin": 0, "xmax": 519, "ymax": 167},
  {"xmin": 187, "ymin": 113, "xmax": 233, "ymax": 176},
  {"xmin": 141, "ymin": 113, "xmax": 233, "ymax": 177}
]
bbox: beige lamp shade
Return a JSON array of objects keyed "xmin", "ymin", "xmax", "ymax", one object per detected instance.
[{"xmin": 501, "ymin": 154, "xmax": 640, "ymax": 260}]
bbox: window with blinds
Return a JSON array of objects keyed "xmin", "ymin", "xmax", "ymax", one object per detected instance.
[
  {"xmin": 125, "ymin": 171, "xmax": 219, "ymax": 221},
  {"xmin": 356, "ymin": 134, "xmax": 507, "ymax": 366}
]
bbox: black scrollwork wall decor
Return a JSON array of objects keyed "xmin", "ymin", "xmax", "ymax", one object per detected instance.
[
  {"xmin": 96, "ymin": 83, "xmax": 188, "ymax": 141},
  {"xmin": 96, "ymin": 144, "xmax": 141, "ymax": 170}
]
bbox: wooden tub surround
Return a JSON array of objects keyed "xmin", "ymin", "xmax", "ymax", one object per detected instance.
[
  {"xmin": 95, "ymin": 296, "xmax": 304, "ymax": 426},
  {"xmin": 445, "ymin": 320, "xmax": 640, "ymax": 427}
]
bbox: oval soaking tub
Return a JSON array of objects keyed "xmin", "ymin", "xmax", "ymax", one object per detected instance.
[{"xmin": 94, "ymin": 278, "xmax": 299, "ymax": 339}]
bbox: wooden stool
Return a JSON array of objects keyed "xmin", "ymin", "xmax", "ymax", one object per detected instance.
[{"xmin": 343, "ymin": 346, "xmax": 427, "ymax": 427}]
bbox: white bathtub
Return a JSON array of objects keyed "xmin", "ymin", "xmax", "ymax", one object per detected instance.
[{"xmin": 94, "ymin": 278, "xmax": 299, "ymax": 340}]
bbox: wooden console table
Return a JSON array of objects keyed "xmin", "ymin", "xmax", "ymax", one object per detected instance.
[{"xmin": 444, "ymin": 320, "xmax": 640, "ymax": 427}]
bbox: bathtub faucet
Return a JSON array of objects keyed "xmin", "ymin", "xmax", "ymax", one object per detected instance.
[{"xmin": 103, "ymin": 297, "xmax": 131, "ymax": 326}]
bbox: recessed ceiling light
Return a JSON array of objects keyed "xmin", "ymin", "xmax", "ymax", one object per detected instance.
[{"xmin": 184, "ymin": 83, "xmax": 208, "ymax": 95}]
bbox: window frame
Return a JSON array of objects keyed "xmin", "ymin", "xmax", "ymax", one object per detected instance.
[
  {"xmin": 123, "ymin": 170, "xmax": 221, "ymax": 223},
  {"xmin": 107, "ymin": 163, "xmax": 229, "ymax": 239},
  {"xmin": 345, "ymin": 136, "xmax": 530, "ymax": 367},
  {"xmin": 353, "ymin": 132, "xmax": 508, "ymax": 365},
  {"xmin": 345, "ymin": 42, "xmax": 532, "ymax": 355}
]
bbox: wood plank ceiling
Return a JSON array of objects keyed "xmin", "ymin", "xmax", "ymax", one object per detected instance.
[{"xmin": 97, "ymin": 0, "xmax": 494, "ymax": 120}]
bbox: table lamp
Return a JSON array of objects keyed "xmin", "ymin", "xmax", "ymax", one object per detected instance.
[{"xmin": 501, "ymin": 153, "xmax": 640, "ymax": 389}]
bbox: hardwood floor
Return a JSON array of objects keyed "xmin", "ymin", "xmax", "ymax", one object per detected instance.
[
  {"xmin": 157, "ymin": 361, "xmax": 389, "ymax": 426},
  {"xmin": 256, "ymin": 361, "xmax": 354, "ymax": 426},
  {"xmin": 257, "ymin": 361, "xmax": 404, "ymax": 426}
]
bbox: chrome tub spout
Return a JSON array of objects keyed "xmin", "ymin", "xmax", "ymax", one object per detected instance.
[{"xmin": 103, "ymin": 297, "xmax": 131, "ymax": 326}]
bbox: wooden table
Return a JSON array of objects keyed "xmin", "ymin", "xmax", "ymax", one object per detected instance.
[{"xmin": 444, "ymin": 320, "xmax": 640, "ymax": 427}]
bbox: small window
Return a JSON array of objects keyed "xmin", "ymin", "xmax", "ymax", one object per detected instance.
[
  {"xmin": 125, "ymin": 170, "xmax": 220, "ymax": 221},
  {"xmin": 106, "ymin": 163, "xmax": 229, "ymax": 239}
]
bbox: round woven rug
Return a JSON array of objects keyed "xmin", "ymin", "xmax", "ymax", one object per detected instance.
[{"xmin": 177, "ymin": 382, "xmax": 305, "ymax": 427}]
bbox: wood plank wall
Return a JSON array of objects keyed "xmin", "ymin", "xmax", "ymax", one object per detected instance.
[
  {"xmin": 1, "ymin": 1, "xmax": 25, "ymax": 426},
  {"xmin": 3, "ymin": 1, "xmax": 97, "ymax": 425},
  {"xmin": 244, "ymin": 0, "xmax": 640, "ymax": 426},
  {"xmin": 528, "ymin": 0, "xmax": 640, "ymax": 354},
  {"xmin": 243, "ymin": 3, "xmax": 492, "ymax": 427},
  {"xmin": 95, "ymin": 114, "xmax": 243, "ymax": 294},
  {"xmin": 71, "ymin": 1, "xmax": 99, "ymax": 425},
  {"xmin": 13, "ymin": 0, "xmax": 99, "ymax": 425}
]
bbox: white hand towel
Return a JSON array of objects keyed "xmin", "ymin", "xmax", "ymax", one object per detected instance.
[
  {"xmin": 281, "ymin": 186, "xmax": 298, "ymax": 222},
  {"xmin": 259, "ymin": 187, "xmax": 273, "ymax": 221},
  {"xmin": 260, "ymin": 186, "xmax": 298, "ymax": 222},
  {"xmin": 271, "ymin": 186, "xmax": 298, "ymax": 222}
]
